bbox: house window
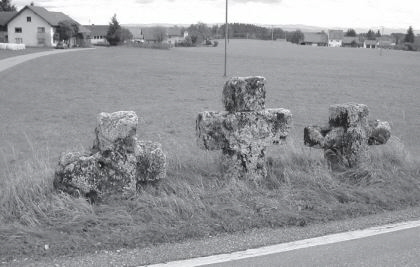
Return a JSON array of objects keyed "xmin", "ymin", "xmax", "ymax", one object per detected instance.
[
  {"xmin": 15, "ymin": 27, "xmax": 22, "ymax": 33},
  {"xmin": 15, "ymin": 38, "xmax": 23, "ymax": 43},
  {"xmin": 37, "ymin": 27, "xmax": 45, "ymax": 33},
  {"xmin": 27, "ymin": 16, "xmax": 31, "ymax": 22}
]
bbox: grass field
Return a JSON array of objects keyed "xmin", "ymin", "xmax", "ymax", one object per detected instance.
[
  {"xmin": 1, "ymin": 41, "xmax": 419, "ymax": 165},
  {"xmin": 1, "ymin": 40, "xmax": 420, "ymax": 262}
]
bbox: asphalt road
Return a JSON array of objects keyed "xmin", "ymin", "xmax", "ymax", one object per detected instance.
[{"xmin": 203, "ymin": 226, "xmax": 420, "ymax": 267}]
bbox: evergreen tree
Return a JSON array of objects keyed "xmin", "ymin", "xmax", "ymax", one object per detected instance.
[
  {"xmin": 366, "ymin": 29, "xmax": 376, "ymax": 40},
  {"xmin": 345, "ymin": 29, "xmax": 357, "ymax": 37},
  {"xmin": 404, "ymin": 26, "xmax": 415, "ymax": 43},
  {"xmin": 0, "ymin": 0, "xmax": 16, "ymax": 11},
  {"xmin": 106, "ymin": 14, "xmax": 122, "ymax": 46}
]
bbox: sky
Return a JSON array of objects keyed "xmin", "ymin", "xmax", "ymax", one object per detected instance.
[{"xmin": 12, "ymin": 0, "xmax": 420, "ymax": 30}]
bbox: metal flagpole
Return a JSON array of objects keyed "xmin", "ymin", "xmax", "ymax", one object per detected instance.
[{"xmin": 224, "ymin": 0, "xmax": 228, "ymax": 77}]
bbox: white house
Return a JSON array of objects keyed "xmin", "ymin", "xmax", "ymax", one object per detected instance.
[
  {"xmin": 7, "ymin": 5, "xmax": 88, "ymax": 47},
  {"xmin": 328, "ymin": 30, "xmax": 344, "ymax": 47},
  {"xmin": 364, "ymin": 39, "xmax": 378, "ymax": 49},
  {"xmin": 166, "ymin": 27, "xmax": 188, "ymax": 45}
]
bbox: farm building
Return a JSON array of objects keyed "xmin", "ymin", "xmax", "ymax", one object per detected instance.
[
  {"xmin": 342, "ymin": 36, "xmax": 361, "ymax": 47},
  {"xmin": 300, "ymin": 32, "xmax": 328, "ymax": 46},
  {"xmin": 84, "ymin": 25, "xmax": 109, "ymax": 45},
  {"xmin": 328, "ymin": 30, "xmax": 344, "ymax": 47},
  {"xmin": 141, "ymin": 27, "xmax": 168, "ymax": 43},
  {"xmin": 140, "ymin": 27, "xmax": 188, "ymax": 45},
  {"xmin": 364, "ymin": 39, "xmax": 378, "ymax": 49},
  {"xmin": 377, "ymin": 36, "xmax": 395, "ymax": 48},
  {"xmin": 125, "ymin": 26, "xmax": 143, "ymax": 42},
  {"xmin": 0, "ymin": 11, "xmax": 17, "ymax": 43},
  {"xmin": 414, "ymin": 36, "xmax": 420, "ymax": 50},
  {"xmin": 7, "ymin": 5, "xmax": 89, "ymax": 47},
  {"xmin": 167, "ymin": 27, "xmax": 188, "ymax": 45}
]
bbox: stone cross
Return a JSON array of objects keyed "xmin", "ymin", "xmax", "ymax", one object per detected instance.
[
  {"xmin": 196, "ymin": 76, "xmax": 292, "ymax": 180},
  {"xmin": 54, "ymin": 111, "xmax": 166, "ymax": 202},
  {"xmin": 304, "ymin": 103, "xmax": 391, "ymax": 169}
]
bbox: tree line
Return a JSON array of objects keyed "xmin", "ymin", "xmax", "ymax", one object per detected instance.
[{"xmin": 183, "ymin": 23, "xmax": 416, "ymax": 45}]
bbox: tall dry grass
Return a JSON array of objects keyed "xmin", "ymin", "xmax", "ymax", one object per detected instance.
[{"xmin": 1, "ymin": 136, "xmax": 419, "ymax": 261}]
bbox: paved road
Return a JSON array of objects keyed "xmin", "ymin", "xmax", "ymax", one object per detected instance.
[
  {"xmin": 145, "ymin": 221, "xmax": 420, "ymax": 267},
  {"xmin": 203, "ymin": 227, "xmax": 420, "ymax": 267},
  {"xmin": 0, "ymin": 48, "xmax": 94, "ymax": 73}
]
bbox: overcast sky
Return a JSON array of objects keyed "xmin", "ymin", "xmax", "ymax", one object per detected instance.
[{"xmin": 13, "ymin": 0, "xmax": 420, "ymax": 29}]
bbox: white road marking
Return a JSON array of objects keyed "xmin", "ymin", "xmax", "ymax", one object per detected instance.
[{"xmin": 141, "ymin": 219, "xmax": 420, "ymax": 267}]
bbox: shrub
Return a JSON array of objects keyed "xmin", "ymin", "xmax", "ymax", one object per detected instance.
[{"xmin": 176, "ymin": 36, "xmax": 194, "ymax": 47}]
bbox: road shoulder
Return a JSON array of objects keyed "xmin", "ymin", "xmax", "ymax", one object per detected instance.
[{"xmin": 4, "ymin": 205, "xmax": 420, "ymax": 267}]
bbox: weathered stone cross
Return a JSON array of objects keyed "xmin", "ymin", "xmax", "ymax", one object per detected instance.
[
  {"xmin": 196, "ymin": 76, "xmax": 292, "ymax": 180},
  {"xmin": 54, "ymin": 111, "xmax": 166, "ymax": 202},
  {"xmin": 304, "ymin": 103, "xmax": 391, "ymax": 169}
]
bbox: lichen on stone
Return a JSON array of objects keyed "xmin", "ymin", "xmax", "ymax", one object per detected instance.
[
  {"xmin": 197, "ymin": 76, "xmax": 292, "ymax": 180},
  {"xmin": 54, "ymin": 111, "xmax": 166, "ymax": 202},
  {"xmin": 304, "ymin": 103, "xmax": 391, "ymax": 170},
  {"xmin": 222, "ymin": 76, "xmax": 266, "ymax": 112}
]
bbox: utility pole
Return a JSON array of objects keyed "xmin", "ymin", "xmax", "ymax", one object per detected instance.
[
  {"xmin": 271, "ymin": 25, "xmax": 274, "ymax": 41},
  {"xmin": 224, "ymin": 0, "xmax": 228, "ymax": 77},
  {"xmin": 379, "ymin": 26, "xmax": 384, "ymax": 56}
]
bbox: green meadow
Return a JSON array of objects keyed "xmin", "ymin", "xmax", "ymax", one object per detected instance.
[{"xmin": 1, "ymin": 40, "xmax": 420, "ymax": 261}]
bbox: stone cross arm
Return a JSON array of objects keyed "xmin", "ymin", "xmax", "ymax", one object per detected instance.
[
  {"xmin": 196, "ymin": 108, "xmax": 292, "ymax": 151},
  {"xmin": 304, "ymin": 119, "xmax": 391, "ymax": 149},
  {"xmin": 368, "ymin": 120, "xmax": 391, "ymax": 145}
]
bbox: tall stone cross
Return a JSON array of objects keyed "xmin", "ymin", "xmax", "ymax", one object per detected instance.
[
  {"xmin": 304, "ymin": 103, "xmax": 391, "ymax": 169},
  {"xmin": 196, "ymin": 76, "xmax": 292, "ymax": 180}
]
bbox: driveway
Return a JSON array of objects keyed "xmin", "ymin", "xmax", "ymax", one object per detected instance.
[{"xmin": 0, "ymin": 48, "xmax": 94, "ymax": 73}]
